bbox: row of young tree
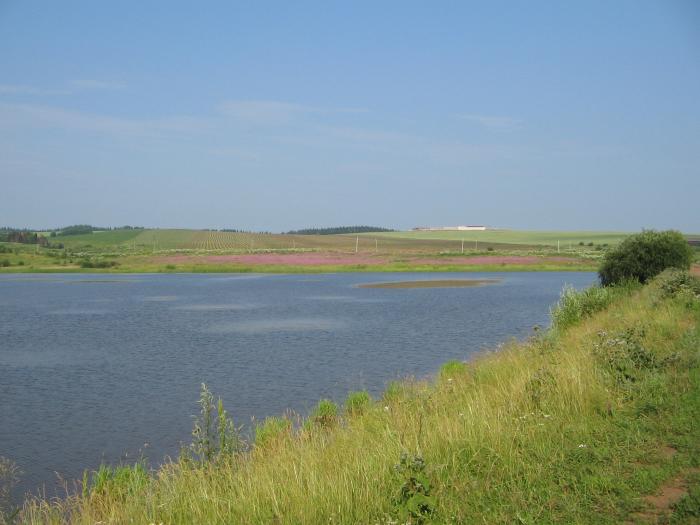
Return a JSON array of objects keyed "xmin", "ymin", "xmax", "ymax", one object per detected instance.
[{"xmin": 286, "ymin": 226, "xmax": 395, "ymax": 235}]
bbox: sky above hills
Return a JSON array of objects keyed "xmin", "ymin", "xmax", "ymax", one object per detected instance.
[{"xmin": 1, "ymin": 1, "xmax": 698, "ymax": 232}]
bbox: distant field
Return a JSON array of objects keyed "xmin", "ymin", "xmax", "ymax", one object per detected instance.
[
  {"xmin": 48, "ymin": 228, "xmax": 632, "ymax": 253},
  {"xmin": 53, "ymin": 229, "xmax": 142, "ymax": 247},
  {"xmin": 367, "ymin": 229, "xmax": 632, "ymax": 246},
  {"xmin": 45, "ymin": 228, "xmax": 699, "ymax": 256},
  {"xmin": 51, "ymin": 229, "xmax": 519, "ymax": 253}
]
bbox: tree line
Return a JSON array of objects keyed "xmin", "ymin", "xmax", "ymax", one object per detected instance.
[{"xmin": 286, "ymin": 226, "xmax": 395, "ymax": 235}]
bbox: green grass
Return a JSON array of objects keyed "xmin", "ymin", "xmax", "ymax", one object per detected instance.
[
  {"xmin": 16, "ymin": 272, "xmax": 700, "ymax": 524},
  {"xmin": 52, "ymin": 229, "xmax": 143, "ymax": 248},
  {"xmin": 368, "ymin": 229, "xmax": 634, "ymax": 246},
  {"xmin": 45, "ymin": 228, "xmax": 635, "ymax": 252}
]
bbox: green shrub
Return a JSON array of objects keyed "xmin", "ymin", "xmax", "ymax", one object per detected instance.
[
  {"xmin": 308, "ymin": 399, "xmax": 338, "ymax": 428},
  {"xmin": 80, "ymin": 259, "xmax": 118, "ymax": 269},
  {"xmin": 592, "ymin": 326, "xmax": 659, "ymax": 385},
  {"xmin": 84, "ymin": 463, "xmax": 148, "ymax": 501},
  {"xmin": 551, "ymin": 285, "xmax": 616, "ymax": 331},
  {"xmin": 0, "ymin": 456, "xmax": 19, "ymax": 521},
  {"xmin": 656, "ymin": 268, "xmax": 700, "ymax": 299},
  {"xmin": 384, "ymin": 381, "xmax": 404, "ymax": 402},
  {"xmin": 345, "ymin": 390, "xmax": 371, "ymax": 416},
  {"xmin": 254, "ymin": 416, "xmax": 291, "ymax": 448},
  {"xmin": 393, "ymin": 453, "xmax": 436, "ymax": 523},
  {"xmin": 439, "ymin": 360, "xmax": 467, "ymax": 380},
  {"xmin": 599, "ymin": 230, "xmax": 693, "ymax": 286},
  {"xmin": 526, "ymin": 367, "xmax": 556, "ymax": 409},
  {"xmin": 188, "ymin": 384, "xmax": 241, "ymax": 463},
  {"xmin": 0, "ymin": 259, "xmax": 9, "ymax": 267}
]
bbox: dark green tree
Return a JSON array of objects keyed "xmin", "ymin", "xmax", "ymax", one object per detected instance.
[{"xmin": 599, "ymin": 230, "xmax": 693, "ymax": 286}]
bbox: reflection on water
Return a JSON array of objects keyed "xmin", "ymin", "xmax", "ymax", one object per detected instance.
[
  {"xmin": 304, "ymin": 295, "xmax": 383, "ymax": 303},
  {"xmin": 173, "ymin": 303, "xmax": 258, "ymax": 312},
  {"xmin": 206, "ymin": 317, "xmax": 346, "ymax": 334},
  {"xmin": 48, "ymin": 308, "xmax": 110, "ymax": 315},
  {"xmin": 142, "ymin": 295, "xmax": 179, "ymax": 302},
  {"xmin": 0, "ymin": 271, "xmax": 596, "ymax": 500}
]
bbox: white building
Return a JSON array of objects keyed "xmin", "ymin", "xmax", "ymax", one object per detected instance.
[{"xmin": 413, "ymin": 225, "xmax": 487, "ymax": 231}]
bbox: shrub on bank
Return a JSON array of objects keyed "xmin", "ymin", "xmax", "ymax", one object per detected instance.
[
  {"xmin": 345, "ymin": 391, "xmax": 371, "ymax": 416},
  {"xmin": 550, "ymin": 282, "xmax": 638, "ymax": 331},
  {"xmin": 599, "ymin": 230, "xmax": 692, "ymax": 286},
  {"xmin": 255, "ymin": 416, "xmax": 292, "ymax": 448}
]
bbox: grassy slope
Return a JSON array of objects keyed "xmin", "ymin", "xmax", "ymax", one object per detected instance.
[{"xmin": 19, "ymin": 275, "xmax": 700, "ymax": 524}]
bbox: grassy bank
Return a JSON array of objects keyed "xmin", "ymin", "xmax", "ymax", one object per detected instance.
[{"xmin": 13, "ymin": 272, "xmax": 700, "ymax": 524}]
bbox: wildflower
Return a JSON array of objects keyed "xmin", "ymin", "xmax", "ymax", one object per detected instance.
[
  {"xmin": 578, "ymin": 444, "xmax": 587, "ymax": 448},
  {"xmin": 447, "ymin": 378, "xmax": 453, "ymax": 382},
  {"xmin": 384, "ymin": 406, "xmax": 390, "ymax": 412}
]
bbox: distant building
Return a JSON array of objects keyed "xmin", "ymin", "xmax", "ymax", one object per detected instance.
[{"xmin": 412, "ymin": 225, "xmax": 487, "ymax": 231}]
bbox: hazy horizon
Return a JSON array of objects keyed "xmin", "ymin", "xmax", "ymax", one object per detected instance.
[{"xmin": 1, "ymin": 1, "xmax": 699, "ymax": 232}]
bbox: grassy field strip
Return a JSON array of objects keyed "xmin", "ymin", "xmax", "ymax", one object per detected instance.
[{"xmin": 366, "ymin": 229, "xmax": 633, "ymax": 246}]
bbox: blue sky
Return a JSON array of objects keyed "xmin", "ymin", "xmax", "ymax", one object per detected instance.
[{"xmin": 1, "ymin": 1, "xmax": 698, "ymax": 232}]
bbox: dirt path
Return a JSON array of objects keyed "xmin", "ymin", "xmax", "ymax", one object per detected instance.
[{"xmin": 627, "ymin": 446, "xmax": 698, "ymax": 523}]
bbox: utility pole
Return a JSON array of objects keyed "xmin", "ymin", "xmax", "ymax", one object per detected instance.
[
  {"xmin": 557, "ymin": 240, "xmax": 560, "ymax": 253},
  {"xmin": 355, "ymin": 236, "xmax": 359, "ymax": 253},
  {"xmin": 461, "ymin": 238, "xmax": 464, "ymax": 253}
]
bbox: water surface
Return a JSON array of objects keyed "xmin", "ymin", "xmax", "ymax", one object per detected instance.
[{"xmin": 0, "ymin": 271, "xmax": 596, "ymax": 499}]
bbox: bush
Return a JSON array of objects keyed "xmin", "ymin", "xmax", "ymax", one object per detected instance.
[
  {"xmin": 439, "ymin": 360, "xmax": 467, "ymax": 380},
  {"xmin": 551, "ymin": 285, "xmax": 616, "ymax": 331},
  {"xmin": 394, "ymin": 453, "xmax": 436, "ymax": 523},
  {"xmin": 345, "ymin": 391, "xmax": 371, "ymax": 416},
  {"xmin": 84, "ymin": 463, "xmax": 148, "ymax": 500},
  {"xmin": 308, "ymin": 399, "xmax": 338, "ymax": 428},
  {"xmin": 254, "ymin": 416, "xmax": 291, "ymax": 448},
  {"xmin": 0, "ymin": 456, "xmax": 20, "ymax": 520},
  {"xmin": 656, "ymin": 268, "xmax": 700, "ymax": 298},
  {"xmin": 80, "ymin": 259, "xmax": 118, "ymax": 268},
  {"xmin": 599, "ymin": 230, "xmax": 693, "ymax": 286},
  {"xmin": 188, "ymin": 384, "xmax": 241, "ymax": 463},
  {"xmin": 592, "ymin": 326, "xmax": 659, "ymax": 385},
  {"xmin": 0, "ymin": 259, "xmax": 9, "ymax": 267}
]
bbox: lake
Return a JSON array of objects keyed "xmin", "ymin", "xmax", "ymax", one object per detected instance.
[{"xmin": 0, "ymin": 271, "xmax": 596, "ymax": 499}]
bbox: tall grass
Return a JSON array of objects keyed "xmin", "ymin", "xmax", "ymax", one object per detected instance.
[
  {"xmin": 19, "ymin": 273, "xmax": 700, "ymax": 524},
  {"xmin": 550, "ymin": 280, "xmax": 640, "ymax": 331}
]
